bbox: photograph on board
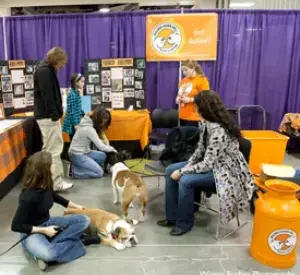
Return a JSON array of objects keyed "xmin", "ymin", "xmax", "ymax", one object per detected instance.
[
  {"xmin": 88, "ymin": 62, "xmax": 99, "ymax": 72},
  {"xmin": 1, "ymin": 76, "xmax": 13, "ymax": 92},
  {"xmin": 101, "ymin": 71, "xmax": 111, "ymax": 86},
  {"xmin": 14, "ymin": 84, "xmax": 25, "ymax": 96},
  {"xmin": 102, "ymin": 88, "xmax": 111, "ymax": 102},
  {"xmin": 86, "ymin": 85, "xmax": 95, "ymax": 95}
]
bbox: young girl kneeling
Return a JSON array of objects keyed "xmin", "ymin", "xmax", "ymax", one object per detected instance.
[{"xmin": 69, "ymin": 106, "xmax": 117, "ymax": 178}]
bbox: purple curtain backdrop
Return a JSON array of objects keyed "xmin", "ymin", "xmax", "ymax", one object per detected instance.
[
  {"xmin": 0, "ymin": 18, "xmax": 5, "ymax": 60},
  {"xmin": 5, "ymin": 10, "xmax": 300, "ymax": 129}
]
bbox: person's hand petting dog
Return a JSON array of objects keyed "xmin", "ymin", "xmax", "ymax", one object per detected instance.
[
  {"xmin": 110, "ymin": 146, "xmax": 118, "ymax": 153},
  {"xmin": 67, "ymin": 201, "xmax": 86, "ymax": 210}
]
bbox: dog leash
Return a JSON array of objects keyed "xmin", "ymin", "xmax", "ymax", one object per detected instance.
[
  {"xmin": 0, "ymin": 225, "xmax": 67, "ymax": 257},
  {"xmin": 0, "ymin": 235, "xmax": 29, "ymax": 257}
]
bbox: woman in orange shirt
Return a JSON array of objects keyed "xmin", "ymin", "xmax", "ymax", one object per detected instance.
[{"xmin": 176, "ymin": 60, "xmax": 210, "ymax": 126}]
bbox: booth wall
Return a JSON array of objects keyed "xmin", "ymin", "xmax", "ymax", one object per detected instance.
[
  {"xmin": 0, "ymin": 18, "xmax": 5, "ymax": 60},
  {"xmin": 4, "ymin": 10, "xmax": 300, "ymax": 129}
]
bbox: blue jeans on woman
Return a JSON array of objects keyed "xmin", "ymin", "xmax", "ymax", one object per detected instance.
[
  {"xmin": 22, "ymin": 214, "xmax": 90, "ymax": 263},
  {"xmin": 165, "ymin": 161, "xmax": 216, "ymax": 231},
  {"xmin": 70, "ymin": 151, "xmax": 107, "ymax": 179}
]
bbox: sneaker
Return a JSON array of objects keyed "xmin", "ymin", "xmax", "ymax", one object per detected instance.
[
  {"xmin": 53, "ymin": 181, "xmax": 73, "ymax": 192},
  {"xmin": 37, "ymin": 259, "xmax": 48, "ymax": 271}
]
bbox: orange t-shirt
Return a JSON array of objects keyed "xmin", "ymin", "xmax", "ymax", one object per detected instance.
[{"xmin": 178, "ymin": 75, "xmax": 210, "ymax": 121}]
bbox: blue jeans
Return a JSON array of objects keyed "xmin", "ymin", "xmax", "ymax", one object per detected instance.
[
  {"xmin": 22, "ymin": 214, "xmax": 90, "ymax": 263},
  {"xmin": 71, "ymin": 151, "xmax": 106, "ymax": 178},
  {"xmin": 165, "ymin": 161, "xmax": 216, "ymax": 231}
]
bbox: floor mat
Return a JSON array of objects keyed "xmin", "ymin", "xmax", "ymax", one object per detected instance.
[{"xmin": 124, "ymin": 159, "xmax": 156, "ymax": 175}]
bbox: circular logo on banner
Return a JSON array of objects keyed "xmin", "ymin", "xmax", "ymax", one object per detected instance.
[
  {"xmin": 151, "ymin": 23, "xmax": 182, "ymax": 54},
  {"xmin": 268, "ymin": 229, "xmax": 297, "ymax": 255}
]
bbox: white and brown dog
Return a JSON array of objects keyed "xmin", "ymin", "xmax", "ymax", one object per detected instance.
[
  {"xmin": 111, "ymin": 162, "xmax": 148, "ymax": 224},
  {"xmin": 64, "ymin": 208, "xmax": 138, "ymax": 251}
]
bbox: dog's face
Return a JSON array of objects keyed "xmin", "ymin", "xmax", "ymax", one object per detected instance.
[{"xmin": 113, "ymin": 220, "xmax": 138, "ymax": 247}]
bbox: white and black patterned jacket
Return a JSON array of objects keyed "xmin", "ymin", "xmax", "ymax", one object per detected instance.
[{"xmin": 181, "ymin": 120, "xmax": 255, "ymax": 224}]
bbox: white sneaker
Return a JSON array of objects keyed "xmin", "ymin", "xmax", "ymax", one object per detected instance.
[
  {"xmin": 37, "ymin": 259, "xmax": 48, "ymax": 271},
  {"xmin": 53, "ymin": 181, "xmax": 73, "ymax": 192}
]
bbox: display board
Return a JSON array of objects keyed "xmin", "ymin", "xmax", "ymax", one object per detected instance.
[
  {"xmin": 84, "ymin": 58, "xmax": 146, "ymax": 110},
  {"xmin": 0, "ymin": 60, "xmax": 41, "ymax": 116}
]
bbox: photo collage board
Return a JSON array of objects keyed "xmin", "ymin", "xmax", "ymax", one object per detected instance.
[
  {"xmin": 0, "ymin": 60, "xmax": 41, "ymax": 116},
  {"xmin": 84, "ymin": 58, "xmax": 146, "ymax": 110}
]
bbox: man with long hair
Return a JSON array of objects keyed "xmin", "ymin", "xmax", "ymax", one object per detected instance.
[{"xmin": 34, "ymin": 47, "xmax": 73, "ymax": 191}]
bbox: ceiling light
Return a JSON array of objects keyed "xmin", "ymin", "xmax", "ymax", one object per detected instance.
[
  {"xmin": 230, "ymin": 2, "xmax": 255, "ymax": 8},
  {"xmin": 99, "ymin": 8, "xmax": 110, "ymax": 13}
]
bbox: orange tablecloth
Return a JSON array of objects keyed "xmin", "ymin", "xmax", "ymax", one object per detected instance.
[
  {"xmin": 0, "ymin": 121, "xmax": 26, "ymax": 182},
  {"xmin": 61, "ymin": 110, "xmax": 152, "ymax": 150},
  {"xmin": 105, "ymin": 110, "xmax": 152, "ymax": 150}
]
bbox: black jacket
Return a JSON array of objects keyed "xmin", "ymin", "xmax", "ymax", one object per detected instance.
[
  {"xmin": 34, "ymin": 63, "xmax": 63, "ymax": 121},
  {"xmin": 159, "ymin": 126, "xmax": 201, "ymax": 164}
]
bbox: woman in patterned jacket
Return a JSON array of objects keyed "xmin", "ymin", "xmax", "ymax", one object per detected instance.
[
  {"xmin": 62, "ymin": 73, "xmax": 85, "ymax": 139},
  {"xmin": 157, "ymin": 90, "xmax": 255, "ymax": 236}
]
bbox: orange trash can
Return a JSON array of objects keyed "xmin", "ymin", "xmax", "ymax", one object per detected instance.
[
  {"xmin": 250, "ymin": 179, "xmax": 300, "ymax": 269},
  {"xmin": 242, "ymin": 131, "xmax": 289, "ymax": 175}
]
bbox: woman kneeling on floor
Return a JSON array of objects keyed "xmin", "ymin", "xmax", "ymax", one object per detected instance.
[
  {"xmin": 157, "ymin": 90, "xmax": 255, "ymax": 236},
  {"xmin": 69, "ymin": 106, "xmax": 117, "ymax": 178},
  {"xmin": 11, "ymin": 151, "xmax": 99, "ymax": 271}
]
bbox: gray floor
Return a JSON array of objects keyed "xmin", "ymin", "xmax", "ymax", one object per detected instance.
[{"xmin": 0, "ymin": 154, "xmax": 300, "ymax": 274}]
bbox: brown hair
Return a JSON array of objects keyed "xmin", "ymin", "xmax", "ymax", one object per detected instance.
[
  {"xmin": 45, "ymin": 47, "xmax": 68, "ymax": 67},
  {"xmin": 194, "ymin": 90, "xmax": 241, "ymax": 139},
  {"xmin": 90, "ymin": 106, "xmax": 111, "ymax": 134},
  {"xmin": 70, "ymin": 73, "xmax": 84, "ymax": 89},
  {"xmin": 22, "ymin": 151, "xmax": 53, "ymax": 190},
  {"xmin": 182, "ymin": 59, "xmax": 205, "ymax": 76}
]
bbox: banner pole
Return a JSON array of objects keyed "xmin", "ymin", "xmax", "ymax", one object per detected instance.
[{"xmin": 178, "ymin": 8, "xmax": 184, "ymax": 127}]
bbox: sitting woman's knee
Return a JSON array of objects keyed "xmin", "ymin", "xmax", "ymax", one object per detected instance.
[
  {"xmin": 166, "ymin": 164, "xmax": 178, "ymax": 176},
  {"xmin": 179, "ymin": 176, "xmax": 193, "ymax": 189}
]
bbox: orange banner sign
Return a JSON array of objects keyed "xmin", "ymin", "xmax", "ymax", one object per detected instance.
[{"xmin": 146, "ymin": 13, "xmax": 218, "ymax": 61}]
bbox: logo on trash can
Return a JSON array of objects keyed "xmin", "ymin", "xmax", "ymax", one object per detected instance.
[{"xmin": 268, "ymin": 229, "xmax": 297, "ymax": 255}]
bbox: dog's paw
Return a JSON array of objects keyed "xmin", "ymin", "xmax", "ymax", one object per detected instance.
[
  {"xmin": 115, "ymin": 243, "xmax": 126, "ymax": 251},
  {"xmin": 139, "ymin": 215, "xmax": 145, "ymax": 223},
  {"xmin": 131, "ymin": 219, "xmax": 139, "ymax": 225},
  {"xmin": 113, "ymin": 200, "xmax": 120, "ymax": 205}
]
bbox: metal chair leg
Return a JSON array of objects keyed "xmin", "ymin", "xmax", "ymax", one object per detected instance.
[
  {"xmin": 198, "ymin": 193, "xmax": 251, "ymax": 240},
  {"xmin": 147, "ymin": 175, "xmax": 165, "ymax": 203}
]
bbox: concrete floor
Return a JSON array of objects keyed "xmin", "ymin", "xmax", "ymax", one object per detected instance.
[{"xmin": 0, "ymin": 154, "xmax": 300, "ymax": 274}]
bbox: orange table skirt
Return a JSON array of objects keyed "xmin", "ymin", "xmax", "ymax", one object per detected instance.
[
  {"xmin": 0, "ymin": 121, "xmax": 26, "ymax": 182},
  {"xmin": 12, "ymin": 110, "xmax": 152, "ymax": 150},
  {"xmin": 242, "ymin": 130, "xmax": 289, "ymax": 175},
  {"xmin": 105, "ymin": 110, "xmax": 152, "ymax": 150}
]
